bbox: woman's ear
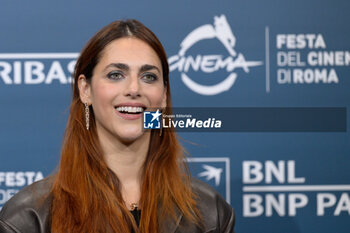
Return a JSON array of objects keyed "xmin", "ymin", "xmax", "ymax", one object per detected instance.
[{"xmin": 77, "ymin": 75, "xmax": 91, "ymax": 104}]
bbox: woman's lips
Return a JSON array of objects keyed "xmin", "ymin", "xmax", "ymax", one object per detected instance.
[
  {"xmin": 114, "ymin": 104, "xmax": 145, "ymax": 120},
  {"xmin": 115, "ymin": 109, "xmax": 143, "ymax": 120}
]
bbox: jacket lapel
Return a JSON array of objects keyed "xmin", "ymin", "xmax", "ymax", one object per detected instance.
[{"xmin": 159, "ymin": 206, "xmax": 183, "ymax": 233}]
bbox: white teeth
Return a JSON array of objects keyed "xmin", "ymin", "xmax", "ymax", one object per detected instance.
[{"xmin": 116, "ymin": 106, "xmax": 144, "ymax": 113}]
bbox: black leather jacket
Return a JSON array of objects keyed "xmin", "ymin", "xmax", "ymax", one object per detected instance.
[{"xmin": 0, "ymin": 177, "xmax": 235, "ymax": 233}]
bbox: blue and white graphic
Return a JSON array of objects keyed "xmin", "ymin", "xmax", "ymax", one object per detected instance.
[
  {"xmin": 198, "ymin": 164, "xmax": 223, "ymax": 186},
  {"xmin": 187, "ymin": 157, "xmax": 230, "ymax": 204},
  {"xmin": 169, "ymin": 15, "xmax": 263, "ymax": 96},
  {"xmin": 143, "ymin": 110, "xmax": 161, "ymax": 129},
  {"xmin": 0, "ymin": 53, "xmax": 78, "ymax": 85},
  {"xmin": 0, "ymin": 171, "xmax": 44, "ymax": 209}
]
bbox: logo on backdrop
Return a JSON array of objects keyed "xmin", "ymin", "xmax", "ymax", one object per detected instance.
[
  {"xmin": 0, "ymin": 53, "xmax": 78, "ymax": 85},
  {"xmin": 198, "ymin": 164, "xmax": 223, "ymax": 186},
  {"xmin": 169, "ymin": 15, "xmax": 262, "ymax": 95},
  {"xmin": 187, "ymin": 157, "xmax": 230, "ymax": 203},
  {"xmin": 0, "ymin": 171, "xmax": 44, "ymax": 209},
  {"xmin": 242, "ymin": 160, "xmax": 350, "ymax": 217},
  {"xmin": 275, "ymin": 34, "xmax": 350, "ymax": 85}
]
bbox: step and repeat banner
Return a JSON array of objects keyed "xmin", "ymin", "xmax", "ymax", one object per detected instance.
[{"xmin": 0, "ymin": 1, "xmax": 349, "ymax": 233}]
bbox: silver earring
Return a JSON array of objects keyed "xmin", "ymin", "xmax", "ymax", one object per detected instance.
[
  {"xmin": 84, "ymin": 103, "xmax": 90, "ymax": 130},
  {"xmin": 159, "ymin": 108, "xmax": 164, "ymax": 136}
]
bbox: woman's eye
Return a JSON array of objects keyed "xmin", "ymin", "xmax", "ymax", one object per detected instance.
[
  {"xmin": 107, "ymin": 72, "xmax": 124, "ymax": 80},
  {"xmin": 142, "ymin": 74, "xmax": 157, "ymax": 83}
]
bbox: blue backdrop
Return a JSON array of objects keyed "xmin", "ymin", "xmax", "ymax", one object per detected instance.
[{"xmin": 1, "ymin": 1, "xmax": 349, "ymax": 233}]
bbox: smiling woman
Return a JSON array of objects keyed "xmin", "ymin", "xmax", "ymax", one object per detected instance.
[
  {"xmin": 0, "ymin": 19, "xmax": 235, "ymax": 233},
  {"xmin": 78, "ymin": 37, "xmax": 167, "ymax": 144}
]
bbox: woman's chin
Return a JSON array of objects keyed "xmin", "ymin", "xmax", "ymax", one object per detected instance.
[{"xmin": 117, "ymin": 129, "xmax": 148, "ymax": 144}]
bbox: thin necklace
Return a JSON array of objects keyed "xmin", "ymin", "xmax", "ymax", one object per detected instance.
[{"xmin": 130, "ymin": 203, "xmax": 139, "ymax": 211}]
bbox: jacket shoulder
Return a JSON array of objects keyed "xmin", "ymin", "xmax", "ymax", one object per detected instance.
[
  {"xmin": 191, "ymin": 178, "xmax": 235, "ymax": 233},
  {"xmin": 0, "ymin": 177, "xmax": 53, "ymax": 233}
]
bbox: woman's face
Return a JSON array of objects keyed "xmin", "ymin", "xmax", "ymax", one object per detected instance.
[{"xmin": 79, "ymin": 37, "xmax": 166, "ymax": 143}]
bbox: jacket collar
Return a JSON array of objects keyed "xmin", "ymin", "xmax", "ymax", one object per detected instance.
[{"xmin": 159, "ymin": 206, "xmax": 183, "ymax": 233}]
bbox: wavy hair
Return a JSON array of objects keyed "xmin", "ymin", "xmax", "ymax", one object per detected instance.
[{"xmin": 51, "ymin": 19, "xmax": 200, "ymax": 233}]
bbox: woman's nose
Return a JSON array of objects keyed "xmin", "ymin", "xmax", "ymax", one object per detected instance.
[{"xmin": 124, "ymin": 76, "xmax": 141, "ymax": 98}]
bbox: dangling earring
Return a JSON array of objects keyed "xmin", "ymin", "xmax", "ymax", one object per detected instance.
[
  {"xmin": 84, "ymin": 103, "xmax": 90, "ymax": 130},
  {"xmin": 159, "ymin": 109, "xmax": 163, "ymax": 136}
]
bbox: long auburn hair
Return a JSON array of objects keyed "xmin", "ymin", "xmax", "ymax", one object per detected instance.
[{"xmin": 51, "ymin": 20, "xmax": 200, "ymax": 233}]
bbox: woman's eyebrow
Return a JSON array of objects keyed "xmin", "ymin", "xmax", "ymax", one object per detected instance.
[
  {"xmin": 104, "ymin": 63, "xmax": 160, "ymax": 73},
  {"xmin": 104, "ymin": 63, "xmax": 129, "ymax": 71},
  {"xmin": 140, "ymin": 64, "xmax": 160, "ymax": 73}
]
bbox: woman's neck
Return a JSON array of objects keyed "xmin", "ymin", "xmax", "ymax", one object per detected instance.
[
  {"xmin": 100, "ymin": 133, "xmax": 150, "ymax": 183},
  {"xmin": 97, "ymin": 130, "xmax": 151, "ymax": 209}
]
